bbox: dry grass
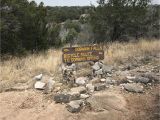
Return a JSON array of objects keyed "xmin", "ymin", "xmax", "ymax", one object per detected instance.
[
  {"xmin": 0, "ymin": 49, "xmax": 62, "ymax": 83},
  {"xmin": 104, "ymin": 39, "xmax": 160, "ymax": 64},
  {"xmin": 0, "ymin": 39, "xmax": 160, "ymax": 84}
]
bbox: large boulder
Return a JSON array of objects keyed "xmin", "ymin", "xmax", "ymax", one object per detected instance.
[
  {"xmin": 66, "ymin": 100, "xmax": 83, "ymax": 113},
  {"xmin": 122, "ymin": 83, "xmax": 144, "ymax": 93}
]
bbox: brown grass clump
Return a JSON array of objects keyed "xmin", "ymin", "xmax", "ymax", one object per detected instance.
[{"xmin": 0, "ymin": 39, "xmax": 159, "ymax": 84}]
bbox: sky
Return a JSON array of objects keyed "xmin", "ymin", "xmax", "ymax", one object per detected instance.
[{"xmin": 28, "ymin": 0, "xmax": 160, "ymax": 6}]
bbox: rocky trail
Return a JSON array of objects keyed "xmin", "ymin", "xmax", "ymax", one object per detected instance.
[{"xmin": 0, "ymin": 56, "xmax": 160, "ymax": 120}]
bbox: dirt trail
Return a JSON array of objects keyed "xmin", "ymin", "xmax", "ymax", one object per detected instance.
[{"xmin": 0, "ymin": 85, "xmax": 159, "ymax": 120}]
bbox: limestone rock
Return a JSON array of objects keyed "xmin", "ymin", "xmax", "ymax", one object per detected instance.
[
  {"xmin": 134, "ymin": 76, "xmax": 150, "ymax": 84},
  {"xmin": 106, "ymin": 78, "xmax": 117, "ymax": 85},
  {"xmin": 34, "ymin": 81, "xmax": 46, "ymax": 90},
  {"xmin": 92, "ymin": 62, "xmax": 100, "ymax": 71},
  {"xmin": 86, "ymin": 84, "xmax": 95, "ymax": 93},
  {"xmin": 95, "ymin": 69, "xmax": 103, "ymax": 75},
  {"xmin": 122, "ymin": 83, "xmax": 144, "ymax": 93},
  {"xmin": 34, "ymin": 74, "xmax": 43, "ymax": 80},
  {"xmin": 75, "ymin": 77, "xmax": 88, "ymax": 85},
  {"xmin": 66, "ymin": 100, "xmax": 83, "ymax": 113},
  {"xmin": 80, "ymin": 94, "xmax": 90, "ymax": 99},
  {"xmin": 141, "ymin": 72, "xmax": 160, "ymax": 83},
  {"xmin": 102, "ymin": 65, "xmax": 113, "ymax": 74}
]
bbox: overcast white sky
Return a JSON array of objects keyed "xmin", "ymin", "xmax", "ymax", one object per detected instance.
[{"xmin": 28, "ymin": 0, "xmax": 160, "ymax": 6}]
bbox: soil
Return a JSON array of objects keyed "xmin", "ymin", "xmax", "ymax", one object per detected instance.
[{"xmin": 0, "ymin": 84, "xmax": 159, "ymax": 120}]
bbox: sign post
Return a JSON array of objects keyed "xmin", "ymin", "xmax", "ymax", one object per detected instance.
[{"xmin": 62, "ymin": 45, "xmax": 104, "ymax": 63}]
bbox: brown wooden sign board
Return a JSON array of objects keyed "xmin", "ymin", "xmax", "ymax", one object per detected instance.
[{"xmin": 62, "ymin": 46, "xmax": 104, "ymax": 63}]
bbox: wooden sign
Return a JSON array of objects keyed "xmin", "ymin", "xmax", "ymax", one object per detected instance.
[{"xmin": 62, "ymin": 46, "xmax": 104, "ymax": 63}]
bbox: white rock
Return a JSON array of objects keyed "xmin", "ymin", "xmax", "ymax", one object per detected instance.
[
  {"xmin": 75, "ymin": 77, "xmax": 88, "ymax": 85},
  {"xmin": 100, "ymin": 78, "xmax": 106, "ymax": 82},
  {"xmin": 80, "ymin": 94, "xmax": 90, "ymax": 99},
  {"xmin": 34, "ymin": 74, "xmax": 43, "ymax": 80},
  {"xmin": 92, "ymin": 62, "xmax": 100, "ymax": 71},
  {"xmin": 95, "ymin": 69, "xmax": 103, "ymax": 75},
  {"xmin": 126, "ymin": 76, "xmax": 136, "ymax": 80},
  {"xmin": 34, "ymin": 81, "xmax": 46, "ymax": 90},
  {"xmin": 86, "ymin": 84, "xmax": 95, "ymax": 93}
]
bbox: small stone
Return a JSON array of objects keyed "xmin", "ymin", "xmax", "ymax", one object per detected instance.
[
  {"xmin": 94, "ymin": 83, "xmax": 106, "ymax": 91},
  {"xmin": 134, "ymin": 77, "xmax": 150, "ymax": 84},
  {"xmin": 92, "ymin": 62, "xmax": 100, "ymax": 71},
  {"xmin": 80, "ymin": 94, "xmax": 90, "ymax": 99},
  {"xmin": 54, "ymin": 87, "xmax": 61, "ymax": 92},
  {"xmin": 102, "ymin": 65, "xmax": 113, "ymax": 74},
  {"xmin": 122, "ymin": 83, "xmax": 144, "ymax": 93},
  {"xmin": 68, "ymin": 92, "xmax": 80, "ymax": 100},
  {"xmin": 54, "ymin": 94, "xmax": 70, "ymax": 103},
  {"xmin": 66, "ymin": 100, "xmax": 83, "ymax": 113},
  {"xmin": 126, "ymin": 76, "xmax": 136, "ymax": 80},
  {"xmin": 75, "ymin": 77, "xmax": 88, "ymax": 85},
  {"xmin": 106, "ymin": 78, "xmax": 116, "ymax": 85},
  {"xmin": 34, "ymin": 74, "xmax": 43, "ymax": 80},
  {"xmin": 95, "ymin": 69, "xmax": 103, "ymax": 75},
  {"xmin": 48, "ymin": 79, "xmax": 55, "ymax": 90},
  {"xmin": 34, "ymin": 81, "xmax": 46, "ymax": 90},
  {"xmin": 70, "ymin": 86, "xmax": 86, "ymax": 94},
  {"xmin": 100, "ymin": 78, "xmax": 106, "ymax": 82},
  {"xmin": 86, "ymin": 84, "xmax": 95, "ymax": 92}
]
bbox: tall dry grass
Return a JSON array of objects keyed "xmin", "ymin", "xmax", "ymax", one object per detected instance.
[
  {"xmin": 0, "ymin": 49, "xmax": 62, "ymax": 83},
  {"xmin": 104, "ymin": 39, "xmax": 160, "ymax": 64},
  {"xmin": 0, "ymin": 39, "xmax": 160, "ymax": 83}
]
